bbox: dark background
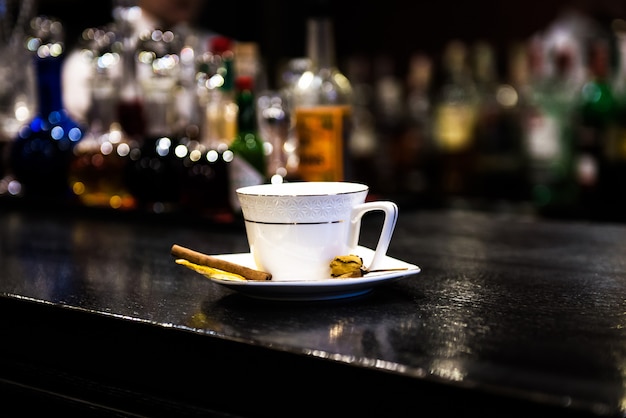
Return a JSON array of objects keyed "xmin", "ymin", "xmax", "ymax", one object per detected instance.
[{"xmin": 37, "ymin": 0, "xmax": 626, "ymax": 89}]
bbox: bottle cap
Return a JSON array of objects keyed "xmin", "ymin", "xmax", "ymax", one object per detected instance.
[
  {"xmin": 210, "ymin": 36, "xmax": 234, "ymax": 55},
  {"xmin": 236, "ymin": 75, "xmax": 254, "ymax": 92}
]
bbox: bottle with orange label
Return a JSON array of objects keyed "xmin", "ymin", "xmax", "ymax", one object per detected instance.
[{"xmin": 292, "ymin": 5, "xmax": 353, "ymax": 182}]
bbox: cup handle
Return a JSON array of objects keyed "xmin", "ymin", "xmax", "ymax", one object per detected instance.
[{"xmin": 349, "ymin": 201, "xmax": 398, "ymax": 270}]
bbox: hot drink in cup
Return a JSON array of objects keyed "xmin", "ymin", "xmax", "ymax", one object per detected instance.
[{"xmin": 236, "ymin": 182, "xmax": 398, "ymax": 281}]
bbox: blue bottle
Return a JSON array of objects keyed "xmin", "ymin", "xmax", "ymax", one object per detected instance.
[{"xmin": 10, "ymin": 16, "xmax": 84, "ymax": 202}]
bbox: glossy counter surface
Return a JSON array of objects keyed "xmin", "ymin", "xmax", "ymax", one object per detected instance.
[{"xmin": 1, "ymin": 205, "xmax": 625, "ymax": 417}]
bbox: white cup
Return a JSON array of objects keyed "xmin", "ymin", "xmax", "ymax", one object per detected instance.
[{"xmin": 236, "ymin": 182, "xmax": 398, "ymax": 281}]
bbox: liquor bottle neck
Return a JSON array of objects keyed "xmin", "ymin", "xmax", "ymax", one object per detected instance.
[{"xmin": 306, "ymin": 17, "xmax": 336, "ymax": 70}]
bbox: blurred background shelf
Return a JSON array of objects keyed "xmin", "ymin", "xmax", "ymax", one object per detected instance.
[
  {"xmin": 37, "ymin": 0, "xmax": 626, "ymax": 88},
  {"xmin": 1, "ymin": 0, "xmax": 621, "ymax": 225}
]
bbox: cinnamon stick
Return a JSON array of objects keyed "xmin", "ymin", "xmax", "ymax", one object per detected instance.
[{"xmin": 171, "ymin": 244, "xmax": 272, "ymax": 281}]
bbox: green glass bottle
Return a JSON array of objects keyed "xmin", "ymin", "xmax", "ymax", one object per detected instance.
[
  {"xmin": 227, "ymin": 75, "xmax": 267, "ymax": 211},
  {"xmin": 609, "ymin": 22, "xmax": 626, "ymax": 222},
  {"xmin": 572, "ymin": 38, "xmax": 617, "ymax": 219},
  {"xmin": 524, "ymin": 46, "xmax": 581, "ymax": 218}
]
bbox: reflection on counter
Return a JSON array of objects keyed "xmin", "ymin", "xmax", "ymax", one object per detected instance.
[{"xmin": 189, "ymin": 288, "xmax": 425, "ymax": 369}]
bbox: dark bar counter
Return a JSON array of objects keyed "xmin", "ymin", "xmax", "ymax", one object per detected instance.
[{"xmin": 1, "ymin": 203, "xmax": 626, "ymax": 417}]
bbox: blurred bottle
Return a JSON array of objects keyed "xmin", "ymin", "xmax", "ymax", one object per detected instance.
[
  {"xmin": 68, "ymin": 27, "xmax": 137, "ymax": 211},
  {"xmin": 401, "ymin": 52, "xmax": 438, "ymax": 207},
  {"xmin": 177, "ymin": 37, "xmax": 234, "ymax": 221},
  {"xmin": 571, "ymin": 37, "xmax": 617, "ymax": 219},
  {"xmin": 471, "ymin": 40, "xmax": 527, "ymax": 204},
  {"xmin": 177, "ymin": 120, "xmax": 232, "ymax": 221},
  {"xmin": 237, "ymin": 42, "xmax": 288, "ymax": 184},
  {"xmin": 431, "ymin": 40, "xmax": 479, "ymax": 202},
  {"xmin": 502, "ymin": 42, "xmax": 538, "ymax": 204},
  {"xmin": 256, "ymin": 89, "xmax": 291, "ymax": 183},
  {"xmin": 235, "ymin": 41, "xmax": 267, "ymax": 94},
  {"xmin": 125, "ymin": 29, "xmax": 184, "ymax": 214},
  {"xmin": 113, "ymin": 2, "xmax": 146, "ymax": 141},
  {"xmin": 523, "ymin": 42, "xmax": 581, "ymax": 217},
  {"xmin": 228, "ymin": 75, "xmax": 268, "ymax": 211},
  {"xmin": 275, "ymin": 56, "xmax": 312, "ymax": 179},
  {"xmin": 344, "ymin": 54, "xmax": 377, "ymax": 192},
  {"xmin": 204, "ymin": 36, "xmax": 237, "ymax": 149},
  {"xmin": 292, "ymin": 7, "xmax": 353, "ymax": 182},
  {"xmin": 0, "ymin": 0, "xmax": 36, "ymax": 191},
  {"xmin": 9, "ymin": 16, "xmax": 85, "ymax": 202},
  {"xmin": 371, "ymin": 54, "xmax": 407, "ymax": 197},
  {"xmin": 609, "ymin": 19, "xmax": 626, "ymax": 221}
]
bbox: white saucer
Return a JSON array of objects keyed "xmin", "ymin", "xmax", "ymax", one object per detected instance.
[{"xmin": 204, "ymin": 246, "xmax": 421, "ymax": 301}]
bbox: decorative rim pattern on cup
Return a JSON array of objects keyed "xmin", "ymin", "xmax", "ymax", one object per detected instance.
[
  {"xmin": 237, "ymin": 182, "xmax": 369, "ymax": 223},
  {"xmin": 237, "ymin": 182, "xmax": 368, "ymax": 197}
]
